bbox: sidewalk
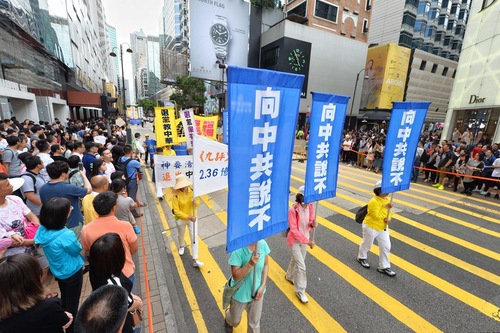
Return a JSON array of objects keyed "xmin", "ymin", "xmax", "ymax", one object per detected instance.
[{"xmin": 46, "ymin": 177, "xmax": 188, "ymax": 333}]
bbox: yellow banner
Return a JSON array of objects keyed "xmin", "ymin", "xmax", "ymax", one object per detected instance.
[
  {"xmin": 154, "ymin": 107, "xmax": 179, "ymax": 146},
  {"xmin": 194, "ymin": 115, "xmax": 218, "ymax": 141}
]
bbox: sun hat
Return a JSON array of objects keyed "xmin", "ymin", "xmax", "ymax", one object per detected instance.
[
  {"xmin": 173, "ymin": 174, "xmax": 192, "ymax": 190},
  {"xmin": 298, "ymin": 186, "xmax": 305, "ymax": 195},
  {"xmin": 8, "ymin": 178, "xmax": 25, "ymax": 192},
  {"xmin": 375, "ymin": 180, "xmax": 382, "ymax": 188},
  {"xmin": 145, "ymin": 134, "xmax": 150, "ymax": 137}
]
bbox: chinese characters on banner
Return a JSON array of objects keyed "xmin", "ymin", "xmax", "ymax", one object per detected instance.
[
  {"xmin": 194, "ymin": 115, "xmax": 218, "ymax": 141},
  {"xmin": 154, "ymin": 155, "xmax": 193, "ymax": 189},
  {"xmin": 180, "ymin": 109, "xmax": 196, "ymax": 148},
  {"xmin": 227, "ymin": 66, "xmax": 304, "ymax": 252},
  {"xmin": 154, "ymin": 107, "xmax": 179, "ymax": 146},
  {"xmin": 381, "ymin": 101, "xmax": 430, "ymax": 193},
  {"xmin": 193, "ymin": 135, "xmax": 229, "ymax": 197},
  {"xmin": 304, "ymin": 93, "xmax": 350, "ymax": 203},
  {"xmin": 176, "ymin": 118, "xmax": 186, "ymax": 143}
]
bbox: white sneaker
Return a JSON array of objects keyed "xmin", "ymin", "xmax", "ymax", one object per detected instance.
[
  {"xmin": 193, "ymin": 260, "xmax": 204, "ymax": 267},
  {"xmin": 178, "ymin": 247, "xmax": 185, "ymax": 256},
  {"xmin": 296, "ymin": 292, "xmax": 308, "ymax": 303}
]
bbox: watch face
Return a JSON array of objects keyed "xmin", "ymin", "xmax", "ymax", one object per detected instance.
[
  {"xmin": 288, "ymin": 48, "xmax": 306, "ymax": 72},
  {"xmin": 210, "ymin": 23, "xmax": 229, "ymax": 45}
]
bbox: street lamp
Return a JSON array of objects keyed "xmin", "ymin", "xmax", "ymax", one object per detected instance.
[
  {"xmin": 348, "ymin": 68, "xmax": 369, "ymax": 130},
  {"xmin": 110, "ymin": 44, "xmax": 133, "ymax": 119}
]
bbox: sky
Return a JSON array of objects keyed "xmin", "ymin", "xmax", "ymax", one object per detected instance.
[{"xmin": 102, "ymin": 0, "xmax": 164, "ymax": 102}]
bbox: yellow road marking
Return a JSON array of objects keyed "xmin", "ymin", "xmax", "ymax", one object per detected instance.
[
  {"xmin": 290, "ymin": 184, "xmax": 500, "ymax": 320},
  {"xmin": 144, "ymin": 170, "xmax": 209, "ymax": 333}
]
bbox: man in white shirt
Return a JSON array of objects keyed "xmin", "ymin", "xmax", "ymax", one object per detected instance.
[
  {"xmin": 35, "ymin": 139, "xmax": 54, "ymax": 182},
  {"xmin": 98, "ymin": 147, "xmax": 115, "ymax": 182}
]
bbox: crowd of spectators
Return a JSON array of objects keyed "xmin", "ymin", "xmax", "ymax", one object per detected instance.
[{"xmin": 0, "ymin": 116, "xmax": 146, "ymax": 333}]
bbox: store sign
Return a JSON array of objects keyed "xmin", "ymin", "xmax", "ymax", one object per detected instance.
[
  {"xmin": 469, "ymin": 94, "xmax": 486, "ymax": 104},
  {"xmin": 0, "ymin": 78, "xmax": 28, "ymax": 92}
]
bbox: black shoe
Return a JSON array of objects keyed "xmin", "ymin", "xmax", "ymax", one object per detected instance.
[
  {"xmin": 495, "ymin": 194, "xmax": 499, "ymax": 200},
  {"xmin": 460, "ymin": 190, "xmax": 467, "ymax": 194},
  {"xmin": 485, "ymin": 192, "xmax": 491, "ymax": 197},
  {"xmin": 453, "ymin": 188, "xmax": 457, "ymax": 192},
  {"xmin": 357, "ymin": 258, "xmax": 370, "ymax": 269},
  {"xmin": 466, "ymin": 191, "xmax": 473, "ymax": 196},
  {"xmin": 377, "ymin": 267, "xmax": 397, "ymax": 277},
  {"xmin": 224, "ymin": 320, "xmax": 233, "ymax": 333}
]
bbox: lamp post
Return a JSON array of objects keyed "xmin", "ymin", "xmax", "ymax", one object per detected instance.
[
  {"xmin": 348, "ymin": 68, "xmax": 368, "ymax": 130},
  {"xmin": 110, "ymin": 44, "xmax": 133, "ymax": 119}
]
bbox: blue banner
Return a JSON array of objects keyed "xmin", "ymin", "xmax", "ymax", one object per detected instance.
[
  {"xmin": 381, "ymin": 101, "xmax": 431, "ymax": 193},
  {"xmin": 222, "ymin": 109, "xmax": 229, "ymax": 144},
  {"xmin": 227, "ymin": 66, "xmax": 304, "ymax": 252},
  {"xmin": 304, "ymin": 92, "xmax": 350, "ymax": 203}
]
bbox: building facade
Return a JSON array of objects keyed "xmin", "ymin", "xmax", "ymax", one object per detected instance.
[{"xmin": 441, "ymin": 0, "xmax": 500, "ymax": 144}]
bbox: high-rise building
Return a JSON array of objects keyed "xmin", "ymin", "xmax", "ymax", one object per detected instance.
[
  {"xmin": 130, "ymin": 31, "xmax": 163, "ymax": 100},
  {"xmin": 0, "ymin": 0, "xmax": 112, "ymax": 121},
  {"xmin": 106, "ymin": 24, "xmax": 119, "ymax": 87},
  {"xmin": 283, "ymin": 0, "xmax": 373, "ymax": 42},
  {"xmin": 368, "ymin": 0, "xmax": 472, "ymax": 61}
]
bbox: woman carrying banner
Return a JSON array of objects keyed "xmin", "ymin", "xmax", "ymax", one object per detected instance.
[
  {"xmin": 357, "ymin": 180, "xmax": 396, "ymax": 277},
  {"xmin": 284, "ymin": 186, "xmax": 316, "ymax": 303},
  {"xmin": 172, "ymin": 173, "xmax": 203, "ymax": 267},
  {"xmin": 224, "ymin": 240, "xmax": 270, "ymax": 333}
]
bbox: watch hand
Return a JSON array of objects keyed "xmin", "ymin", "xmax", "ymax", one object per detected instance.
[{"xmin": 293, "ymin": 51, "xmax": 301, "ymax": 66}]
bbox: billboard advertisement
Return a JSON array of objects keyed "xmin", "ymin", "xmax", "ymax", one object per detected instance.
[
  {"xmin": 360, "ymin": 43, "xmax": 411, "ymax": 110},
  {"xmin": 189, "ymin": 0, "xmax": 250, "ymax": 81}
]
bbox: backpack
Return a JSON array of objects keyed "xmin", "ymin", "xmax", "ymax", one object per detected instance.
[
  {"xmin": 68, "ymin": 170, "xmax": 80, "ymax": 182},
  {"xmin": 114, "ymin": 157, "xmax": 134, "ymax": 183},
  {"xmin": 355, "ymin": 205, "xmax": 368, "ymax": 224}
]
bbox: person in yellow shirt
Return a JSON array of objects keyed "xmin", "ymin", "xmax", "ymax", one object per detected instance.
[
  {"xmin": 82, "ymin": 176, "xmax": 109, "ymax": 225},
  {"xmin": 357, "ymin": 180, "xmax": 396, "ymax": 277},
  {"xmin": 172, "ymin": 173, "xmax": 203, "ymax": 267},
  {"xmin": 163, "ymin": 145, "xmax": 176, "ymax": 156}
]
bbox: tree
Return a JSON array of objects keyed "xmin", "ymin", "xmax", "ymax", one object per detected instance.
[
  {"xmin": 251, "ymin": 0, "xmax": 278, "ymax": 9},
  {"xmin": 137, "ymin": 98, "xmax": 156, "ymax": 112},
  {"xmin": 169, "ymin": 75, "xmax": 206, "ymax": 111}
]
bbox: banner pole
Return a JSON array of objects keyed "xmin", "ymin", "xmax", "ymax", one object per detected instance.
[
  {"xmin": 385, "ymin": 193, "xmax": 394, "ymax": 231},
  {"xmin": 311, "ymin": 201, "xmax": 319, "ymax": 241},
  {"xmin": 252, "ymin": 241, "xmax": 259, "ymax": 298},
  {"xmin": 192, "ymin": 196, "xmax": 197, "ymax": 244}
]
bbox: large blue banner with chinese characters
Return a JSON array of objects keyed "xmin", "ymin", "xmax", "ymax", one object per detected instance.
[
  {"xmin": 381, "ymin": 101, "xmax": 430, "ymax": 193},
  {"xmin": 227, "ymin": 66, "xmax": 304, "ymax": 252},
  {"xmin": 304, "ymin": 92, "xmax": 350, "ymax": 203}
]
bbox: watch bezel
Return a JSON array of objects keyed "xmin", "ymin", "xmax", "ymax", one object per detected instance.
[{"xmin": 210, "ymin": 23, "xmax": 230, "ymax": 46}]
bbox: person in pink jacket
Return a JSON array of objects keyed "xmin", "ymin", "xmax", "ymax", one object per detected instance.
[{"xmin": 284, "ymin": 186, "xmax": 317, "ymax": 304}]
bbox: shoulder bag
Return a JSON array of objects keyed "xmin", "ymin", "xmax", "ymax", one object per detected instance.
[{"xmin": 222, "ymin": 268, "xmax": 253, "ymax": 309}]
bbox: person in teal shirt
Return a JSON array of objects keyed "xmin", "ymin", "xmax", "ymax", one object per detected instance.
[{"xmin": 224, "ymin": 239, "xmax": 270, "ymax": 333}]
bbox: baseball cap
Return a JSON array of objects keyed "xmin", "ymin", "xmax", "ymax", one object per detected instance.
[{"xmin": 375, "ymin": 180, "xmax": 382, "ymax": 188}]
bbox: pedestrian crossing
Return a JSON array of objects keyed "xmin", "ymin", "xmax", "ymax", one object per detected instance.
[{"xmin": 144, "ymin": 164, "xmax": 500, "ymax": 332}]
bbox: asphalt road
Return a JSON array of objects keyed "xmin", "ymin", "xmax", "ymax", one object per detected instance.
[{"xmin": 133, "ymin": 123, "xmax": 500, "ymax": 333}]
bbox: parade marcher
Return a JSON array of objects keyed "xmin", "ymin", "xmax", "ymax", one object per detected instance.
[
  {"xmin": 144, "ymin": 133, "xmax": 156, "ymax": 167},
  {"xmin": 224, "ymin": 240, "xmax": 270, "ymax": 333},
  {"xmin": 172, "ymin": 173, "xmax": 203, "ymax": 267},
  {"xmin": 0, "ymin": 254, "xmax": 73, "ymax": 333},
  {"xmin": 35, "ymin": 198, "xmax": 84, "ymax": 333},
  {"xmin": 285, "ymin": 186, "xmax": 316, "ymax": 303},
  {"xmin": 357, "ymin": 180, "xmax": 396, "ymax": 277}
]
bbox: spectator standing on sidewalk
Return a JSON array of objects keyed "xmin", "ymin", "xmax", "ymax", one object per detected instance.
[
  {"xmin": 341, "ymin": 135, "xmax": 352, "ymax": 164},
  {"xmin": 285, "ymin": 186, "xmax": 317, "ymax": 304},
  {"xmin": 119, "ymin": 145, "xmax": 146, "ymax": 218},
  {"xmin": 19, "ymin": 155, "xmax": 46, "ymax": 216},
  {"xmin": 433, "ymin": 144, "xmax": 455, "ymax": 190},
  {"xmin": 111, "ymin": 178, "xmax": 141, "ymax": 234},
  {"xmin": 357, "ymin": 180, "xmax": 396, "ymax": 277},
  {"xmin": 462, "ymin": 153, "xmax": 484, "ymax": 196},
  {"xmin": 36, "ymin": 139, "xmax": 54, "ymax": 182},
  {"xmin": 35, "ymin": 198, "xmax": 84, "ymax": 333},
  {"xmin": 357, "ymin": 135, "xmax": 368, "ymax": 168}
]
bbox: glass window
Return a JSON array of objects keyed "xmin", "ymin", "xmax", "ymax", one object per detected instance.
[
  {"xmin": 455, "ymin": 26, "xmax": 463, "ymax": 35},
  {"xmin": 262, "ymin": 46, "xmax": 280, "ymax": 67},
  {"xmin": 288, "ymin": 1, "xmax": 307, "ymax": 17},
  {"xmin": 458, "ymin": 9, "xmax": 467, "ymax": 21},
  {"xmin": 429, "ymin": 8, "xmax": 440, "ymax": 19},
  {"xmin": 431, "ymin": 64, "xmax": 438, "ymax": 73},
  {"xmin": 444, "ymin": 36, "xmax": 452, "ymax": 46},
  {"xmin": 399, "ymin": 31, "xmax": 413, "ymax": 47},
  {"xmin": 314, "ymin": 0, "xmax": 338, "ymax": 23},
  {"xmin": 452, "ymin": 41, "xmax": 461, "ymax": 50},
  {"xmin": 435, "ymin": 31, "xmax": 444, "ymax": 41},
  {"xmin": 402, "ymin": 12, "xmax": 416, "ymax": 26},
  {"xmin": 420, "ymin": 60, "xmax": 427, "ymax": 70},
  {"xmin": 425, "ymin": 26, "xmax": 436, "ymax": 37},
  {"xmin": 415, "ymin": 20, "xmax": 426, "ymax": 32},
  {"xmin": 450, "ymin": 3, "xmax": 459, "ymax": 14},
  {"xmin": 442, "ymin": 67, "xmax": 448, "ymax": 76},
  {"xmin": 406, "ymin": 0, "xmax": 418, "ymax": 7},
  {"xmin": 418, "ymin": 1, "xmax": 431, "ymax": 14},
  {"xmin": 447, "ymin": 20, "xmax": 456, "ymax": 31},
  {"xmin": 438, "ymin": 14, "xmax": 449, "ymax": 26}
]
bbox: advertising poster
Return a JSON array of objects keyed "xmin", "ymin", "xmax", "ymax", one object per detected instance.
[
  {"xmin": 360, "ymin": 43, "xmax": 411, "ymax": 110},
  {"xmin": 189, "ymin": 0, "xmax": 250, "ymax": 80},
  {"xmin": 154, "ymin": 107, "xmax": 179, "ymax": 146}
]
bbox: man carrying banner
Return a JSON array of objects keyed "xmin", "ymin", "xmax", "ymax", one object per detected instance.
[
  {"xmin": 357, "ymin": 180, "xmax": 396, "ymax": 277},
  {"xmin": 285, "ymin": 186, "xmax": 316, "ymax": 303},
  {"xmin": 171, "ymin": 173, "xmax": 203, "ymax": 267}
]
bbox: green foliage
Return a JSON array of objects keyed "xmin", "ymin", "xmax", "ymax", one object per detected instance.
[
  {"xmin": 137, "ymin": 98, "xmax": 156, "ymax": 111},
  {"xmin": 169, "ymin": 75, "xmax": 206, "ymax": 110},
  {"xmin": 251, "ymin": 0, "xmax": 278, "ymax": 9}
]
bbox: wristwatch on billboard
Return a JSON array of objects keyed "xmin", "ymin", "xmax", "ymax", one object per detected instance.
[{"xmin": 209, "ymin": 15, "xmax": 230, "ymax": 62}]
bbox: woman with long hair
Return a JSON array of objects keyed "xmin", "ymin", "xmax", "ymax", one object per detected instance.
[
  {"xmin": 0, "ymin": 254, "xmax": 73, "ymax": 333},
  {"xmin": 88, "ymin": 233, "xmax": 143, "ymax": 333},
  {"xmin": 90, "ymin": 158, "xmax": 107, "ymax": 178}
]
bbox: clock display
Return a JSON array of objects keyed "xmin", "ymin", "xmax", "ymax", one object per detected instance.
[
  {"xmin": 288, "ymin": 48, "xmax": 306, "ymax": 72},
  {"xmin": 210, "ymin": 23, "xmax": 229, "ymax": 45}
]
